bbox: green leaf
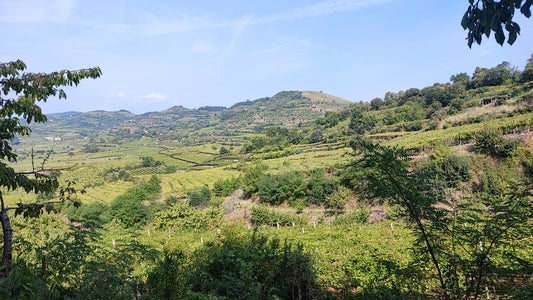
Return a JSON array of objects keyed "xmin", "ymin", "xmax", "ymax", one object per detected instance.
[
  {"xmin": 507, "ymin": 30, "xmax": 518, "ymax": 45},
  {"xmin": 461, "ymin": 12, "xmax": 469, "ymax": 29},
  {"xmin": 495, "ymin": 25, "xmax": 505, "ymax": 45},
  {"xmin": 521, "ymin": 5, "xmax": 532, "ymax": 17}
]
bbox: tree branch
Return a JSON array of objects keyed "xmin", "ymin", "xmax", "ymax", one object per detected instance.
[{"xmin": 5, "ymin": 199, "xmax": 66, "ymax": 211}]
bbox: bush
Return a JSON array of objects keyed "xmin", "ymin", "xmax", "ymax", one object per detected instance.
[
  {"xmin": 213, "ymin": 177, "xmax": 240, "ymax": 197},
  {"xmin": 106, "ymin": 176, "xmax": 161, "ymax": 228},
  {"xmin": 332, "ymin": 206, "xmax": 371, "ymax": 225},
  {"xmin": 419, "ymin": 150, "xmax": 471, "ymax": 188},
  {"xmin": 250, "ymin": 205, "xmax": 308, "ymax": 226},
  {"xmin": 219, "ymin": 146, "xmax": 229, "ymax": 155},
  {"xmin": 163, "ymin": 165, "xmax": 178, "ymax": 174},
  {"xmin": 188, "ymin": 185, "xmax": 211, "ymax": 207},
  {"xmin": 184, "ymin": 227, "xmax": 317, "ymax": 299},
  {"xmin": 79, "ymin": 202, "xmax": 108, "ymax": 227},
  {"xmin": 240, "ymin": 163, "xmax": 267, "ymax": 197},
  {"xmin": 307, "ymin": 173, "xmax": 339, "ymax": 206},
  {"xmin": 474, "ymin": 127, "xmax": 519, "ymax": 158},
  {"xmin": 324, "ymin": 185, "xmax": 352, "ymax": 214},
  {"xmin": 145, "ymin": 250, "xmax": 189, "ymax": 299},
  {"xmin": 140, "ymin": 156, "xmax": 161, "ymax": 167},
  {"xmin": 258, "ymin": 172, "xmax": 306, "ymax": 205},
  {"xmin": 153, "ymin": 202, "xmax": 221, "ymax": 230}
]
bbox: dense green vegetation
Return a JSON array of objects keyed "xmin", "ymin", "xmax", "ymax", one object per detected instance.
[{"xmin": 1, "ymin": 57, "xmax": 533, "ymax": 299}]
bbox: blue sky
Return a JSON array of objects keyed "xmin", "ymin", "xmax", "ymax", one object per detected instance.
[{"xmin": 1, "ymin": 0, "xmax": 532, "ymax": 114}]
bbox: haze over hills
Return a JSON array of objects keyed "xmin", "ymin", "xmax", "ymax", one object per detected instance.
[{"xmin": 31, "ymin": 90, "xmax": 352, "ymax": 144}]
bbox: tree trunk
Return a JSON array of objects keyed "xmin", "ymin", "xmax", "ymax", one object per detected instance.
[{"xmin": 0, "ymin": 207, "xmax": 13, "ymax": 280}]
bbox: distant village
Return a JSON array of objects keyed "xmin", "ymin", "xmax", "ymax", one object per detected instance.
[{"xmin": 45, "ymin": 137, "xmax": 61, "ymax": 141}]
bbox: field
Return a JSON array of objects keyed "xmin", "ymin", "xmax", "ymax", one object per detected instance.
[{"xmin": 3, "ymin": 79, "xmax": 533, "ymax": 298}]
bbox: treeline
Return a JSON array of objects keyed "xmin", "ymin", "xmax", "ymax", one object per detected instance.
[{"xmin": 238, "ymin": 56, "xmax": 533, "ymax": 153}]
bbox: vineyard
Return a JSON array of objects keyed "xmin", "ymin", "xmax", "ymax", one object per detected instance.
[{"xmin": 3, "ymin": 69, "xmax": 533, "ymax": 298}]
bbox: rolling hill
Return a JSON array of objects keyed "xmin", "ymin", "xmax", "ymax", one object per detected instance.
[{"xmin": 27, "ymin": 90, "xmax": 352, "ymax": 145}]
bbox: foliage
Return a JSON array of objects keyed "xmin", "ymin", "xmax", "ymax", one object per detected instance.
[
  {"xmin": 243, "ymin": 126, "xmax": 303, "ymax": 154},
  {"xmin": 188, "ymin": 185, "xmax": 211, "ymax": 207},
  {"xmin": 331, "ymin": 206, "xmax": 371, "ymax": 225},
  {"xmin": 250, "ymin": 205, "xmax": 308, "ymax": 226},
  {"xmin": 307, "ymin": 171, "xmax": 339, "ymax": 205},
  {"xmin": 153, "ymin": 202, "xmax": 221, "ymax": 230},
  {"xmin": 462, "ymin": 0, "xmax": 532, "ymax": 47},
  {"xmin": 81, "ymin": 142, "xmax": 99, "ymax": 153},
  {"xmin": 213, "ymin": 177, "xmax": 240, "ymax": 197},
  {"xmin": 324, "ymin": 185, "xmax": 352, "ymax": 215},
  {"xmin": 0, "ymin": 266, "xmax": 47, "ymax": 299},
  {"xmin": 522, "ymin": 53, "xmax": 533, "ymax": 82},
  {"xmin": 474, "ymin": 127, "xmax": 519, "ymax": 158},
  {"xmin": 183, "ymin": 227, "xmax": 317, "ymax": 299},
  {"xmin": 418, "ymin": 146, "xmax": 471, "ymax": 188},
  {"xmin": 140, "ymin": 156, "xmax": 162, "ymax": 168},
  {"xmin": 107, "ymin": 175, "xmax": 161, "ymax": 228},
  {"xmin": 2, "ymin": 56, "xmax": 533, "ymax": 298},
  {"xmin": 0, "ymin": 59, "xmax": 101, "ymax": 278},
  {"xmin": 349, "ymin": 106, "xmax": 375, "ymax": 134},
  {"xmin": 469, "ymin": 62, "xmax": 515, "ymax": 88},
  {"xmin": 145, "ymin": 250, "xmax": 189, "ymax": 299},
  {"xmin": 258, "ymin": 172, "xmax": 307, "ymax": 206},
  {"xmin": 354, "ymin": 139, "xmax": 533, "ymax": 299},
  {"xmin": 219, "ymin": 146, "xmax": 229, "ymax": 155},
  {"xmin": 60, "ymin": 200, "xmax": 108, "ymax": 228},
  {"xmin": 240, "ymin": 163, "xmax": 268, "ymax": 197}
]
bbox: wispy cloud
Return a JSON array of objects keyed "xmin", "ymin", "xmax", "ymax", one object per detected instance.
[
  {"xmin": 251, "ymin": 40, "xmax": 311, "ymax": 56},
  {"xmin": 123, "ymin": 0, "xmax": 394, "ymax": 37},
  {"xmin": 138, "ymin": 14, "xmax": 215, "ymax": 36},
  {"xmin": 116, "ymin": 92, "xmax": 127, "ymax": 97},
  {"xmin": 0, "ymin": 0, "xmax": 76, "ymax": 23},
  {"xmin": 253, "ymin": 0, "xmax": 394, "ymax": 24},
  {"xmin": 219, "ymin": 15, "xmax": 253, "ymax": 58},
  {"xmin": 143, "ymin": 93, "xmax": 167, "ymax": 101}
]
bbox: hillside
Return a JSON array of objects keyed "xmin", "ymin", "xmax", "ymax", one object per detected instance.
[
  {"xmin": 4, "ymin": 58, "xmax": 533, "ymax": 299},
  {"xmin": 26, "ymin": 90, "xmax": 352, "ymax": 146}
]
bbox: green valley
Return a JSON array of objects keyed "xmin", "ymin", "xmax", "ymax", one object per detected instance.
[{"xmin": 1, "ymin": 57, "xmax": 533, "ymax": 299}]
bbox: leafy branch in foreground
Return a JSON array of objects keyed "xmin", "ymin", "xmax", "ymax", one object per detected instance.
[
  {"xmin": 0, "ymin": 60, "xmax": 101, "ymax": 280},
  {"xmin": 462, "ymin": 0, "xmax": 532, "ymax": 47},
  {"xmin": 352, "ymin": 138, "xmax": 532, "ymax": 299}
]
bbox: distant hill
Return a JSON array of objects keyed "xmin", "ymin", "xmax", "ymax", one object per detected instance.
[{"xmin": 29, "ymin": 91, "xmax": 352, "ymax": 144}]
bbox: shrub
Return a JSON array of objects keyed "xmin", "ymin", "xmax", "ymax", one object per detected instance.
[
  {"xmin": 145, "ymin": 250, "xmax": 189, "ymax": 299},
  {"xmin": 153, "ymin": 202, "xmax": 221, "ymax": 230},
  {"xmin": 332, "ymin": 206, "xmax": 371, "ymax": 225},
  {"xmin": 213, "ymin": 177, "xmax": 240, "ymax": 197},
  {"xmin": 219, "ymin": 146, "xmax": 229, "ymax": 155},
  {"xmin": 324, "ymin": 185, "xmax": 352, "ymax": 214},
  {"xmin": 419, "ymin": 150, "xmax": 471, "ymax": 188},
  {"xmin": 474, "ymin": 127, "xmax": 519, "ymax": 158},
  {"xmin": 184, "ymin": 227, "xmax": 317, "ymax": 299},
  {"xmin": 163, "ymin": 165, "xmax": 178, "ymax": 174},
  {"xmin": 188, "ymin": 185, "xmax": 211, "ymax": 207},
  {"xmin": 440, "ymin": 154, "xmax": 471, "ymax": 187},
  {"xmin": 106, "ymin": 176, "xmax": 161, "ymax": 228},
  {"xmin": 240, "ymin": 163, "xmax": 267, "ymax": 197},
  {"xmin": 306, "ymin": 172, "xmax": 340, "ymax": 206},
  {"xmin": 250, "ymin": 205, "xmax": 308, "ymax": 226},
  {"xmin": 79, "ymin": 201, "xmax": 108, "ymax": 227},
  {"xmin": 140, "ymin": 156, "xmax": 161, "ymax": 167},
  {"xmin": 258, "ymin": 172, "xmax": 306, "ymax": 205}
]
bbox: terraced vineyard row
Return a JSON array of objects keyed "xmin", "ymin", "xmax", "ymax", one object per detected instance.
[
  {"xmin": 161, "ymin": 168, "xmax": 241, "ymax": 195},
  {"xmin": 79, "ymin": 181, "xmax": 135, "ymax": 204},
  {"xmin": 386, "ymin": 112, "xmax": 533, "ymax": 150}
]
